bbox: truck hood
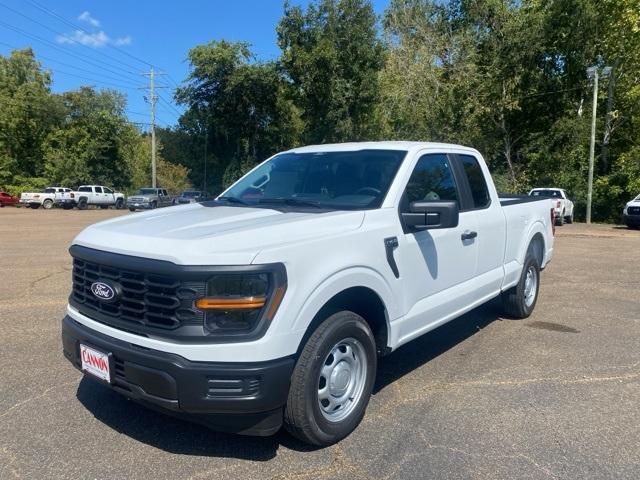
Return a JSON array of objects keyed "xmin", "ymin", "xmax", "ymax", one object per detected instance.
[{"xmin": 72, "ymin": 203, "xmax": 365, "ymax": 265}]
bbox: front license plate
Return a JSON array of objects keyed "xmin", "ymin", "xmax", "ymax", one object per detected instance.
[{"xmin": 80, "ymin": 344, "xmax": 112, "ymax": 383}]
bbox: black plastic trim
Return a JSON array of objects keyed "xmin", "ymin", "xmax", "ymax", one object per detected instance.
[
  {"xmin": 62, "ymin": 315, "xmax": 294, "ymax": 435},
  {"xmin": 68, "ymin": 245, "xmax": 287, "ymax": 343}
]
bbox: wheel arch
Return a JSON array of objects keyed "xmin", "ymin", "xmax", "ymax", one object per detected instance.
[{"xmin": 291, "ymin": 268, "xmax": 397, "ymax": 358}]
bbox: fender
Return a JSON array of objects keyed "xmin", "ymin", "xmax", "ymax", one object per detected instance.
[
  {"xmin": 290, "ymin": 266, "xmax": 400, "ymax": 343},
  {"xmin": 517, "ymin": 220, "xmax": 548, "ymax": 265}
]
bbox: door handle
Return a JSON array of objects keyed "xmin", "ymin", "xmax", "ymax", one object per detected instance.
[{"xmin": 461, "ymin": 230, "xmax": 477, "ymax": 241}]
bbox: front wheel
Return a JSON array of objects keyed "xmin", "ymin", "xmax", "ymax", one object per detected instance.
[
  {"xmin": 566, "ymin": 211, "xmax": 574, "ymax": 224},
  {"xmin": 30, "ymin": 203, "xmax": 40, "ymax": 209},
  {"xmin": 115, "ymin": 198, "xmax": 124, "ymax": 210},
  {"xmin": 501, "ymin": 253, "xmax": 540, "ymax": 319},
  {"xmin": 284, "ymin": 311, "xmax": 377, "ymax": 446},
  {"xmin": 42, "ymin": 199, "xmax": 53, "ymax": 209}
]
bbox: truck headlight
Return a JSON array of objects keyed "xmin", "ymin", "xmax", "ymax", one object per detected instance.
[{"xmin": 195, "ymin": 267, "xmax": 287, "ymax": 338}]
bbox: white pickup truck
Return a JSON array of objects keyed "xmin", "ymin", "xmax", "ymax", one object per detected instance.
[
  {"xmin": 57, "ymin": 185, "xmax": 125, "ymax": 210},
  {"xmin": 19, "ymin": 187, "xmax": 72, "ymax": 209},
  {"xmin": 529, "ymin": 188, "xmax": 574, "ymax": 225},
  {"xmin": 61, "ymin": 142, "xmax": 554, "ymax": 446}
]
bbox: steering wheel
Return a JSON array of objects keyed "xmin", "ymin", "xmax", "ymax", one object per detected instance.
[{"xmin": 355, "ymin": 187, "xmax": 382, "ymax": 196}]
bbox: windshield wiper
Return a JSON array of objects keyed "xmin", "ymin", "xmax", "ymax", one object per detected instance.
[
  {"xmin": 257, "ymin": 198, "xmax": 322, "ymax": 209},
  {"xmin": 217, "ymin": 196, "xmax": 249, "ymax": 205}
]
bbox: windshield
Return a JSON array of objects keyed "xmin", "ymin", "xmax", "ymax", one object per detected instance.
[
  {"xmin": 221, "ymin": 150, "xmax": 407, "ymax": 210},
  {"xmin": 182, "ymin": 191, "xmax": 201, "ymax": 197},
  {"xmin": 531, "ymin": 189, "xmax": 561, "ymax": 198},
  {"xmin": 137, "ymin": 189, "xmax": 157, "ymax": 195}
]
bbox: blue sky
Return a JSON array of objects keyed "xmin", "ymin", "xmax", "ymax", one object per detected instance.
[{"xmin": 0, "ymin": 0, "xmax": 389, "ymax": 129}]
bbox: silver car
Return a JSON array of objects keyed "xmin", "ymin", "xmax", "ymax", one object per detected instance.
[{"xmin": 127, "ymin": 188, "xmax": 173, "ymax": 211}]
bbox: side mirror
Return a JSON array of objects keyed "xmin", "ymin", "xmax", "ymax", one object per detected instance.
[{"xmin": 402, "ymin": 201, "xmax": 459, "ymax": 230}]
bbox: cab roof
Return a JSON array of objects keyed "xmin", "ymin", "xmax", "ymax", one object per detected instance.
[{"xmin": 287, "ymin": 141, "xmax": 480, "ymax": 155}]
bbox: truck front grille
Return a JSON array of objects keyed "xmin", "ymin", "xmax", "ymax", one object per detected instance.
[
  {"xmin": 628, "ymin": 206, "xmax": 640, "ymax": 215},
  {"xmin": 70, "ymin": 258, "xmax": 205, "ymax": 335}
]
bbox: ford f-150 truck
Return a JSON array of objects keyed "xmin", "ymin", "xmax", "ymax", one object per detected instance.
[{"xmin": 62, "ymin": 142, "xmax": 554, "ymax": 446}]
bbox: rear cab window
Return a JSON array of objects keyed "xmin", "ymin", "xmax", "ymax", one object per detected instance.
[
  {"xmin": 78, "ymin": 186, "xmax": 92, "ymax": 192},
  {"xmin": 458, "ymin": 154, "xmax": 490, "ymax": 209}
]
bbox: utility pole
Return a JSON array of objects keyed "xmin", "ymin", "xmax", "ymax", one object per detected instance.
[
  {"xmin": 585, "ymin": 65, "xmax": 611, "ymax": 224},
  {"xmin": 142, "ymin": 68, "xmax": 166, "ymax": 188},
  {"xmin": 586, "ymin": 67, "xmax": 598, "ymax": 225}
]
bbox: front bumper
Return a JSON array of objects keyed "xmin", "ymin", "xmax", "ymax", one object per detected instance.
[
  {"xmin": 62, "ymin": 315, "xmax": 295, "ymax": 436},
  {"xmin": 127, "ymin": 201, "xmax": 151, "ymax": 209},
  {"xmin": 623, "ymin": 214, "xmax": 640, "ymax": 226}
]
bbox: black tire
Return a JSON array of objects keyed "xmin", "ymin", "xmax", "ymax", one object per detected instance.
[
  {"xmin": 62, "ymin": 203, "xmax": 73, "ymax": 210},
  {"xmin": 150, "ymin": 201, "xmax": 157, "ymax": 209},
  {"xmin": 77, "ymin": 198, "xmax": 88, "ymax": 210},
  {"xmin": 115, "ymin": 198, "xmax": 124, "ymax": 210},
  {"xmin": 30, "ymin": 203, "xmax": 40, "ymax": 209},
  {"xmin": 284, "ymin": 311, "xmax": 377, "ymax": 447},
  {"xmin": 128, "ymin": 207, "xmax": 136, "ymax": 212},
  {"xmin": 556, "ymin": 211, "xmax": 565, "ymax": 226},
  {"xmin": 501, "ymin": 253, "xmax": 540, "ymax": 319},
  {"xmin": 42, "ymin": 199, "xmax": 53, "ymax": 209},
  {"xmin": 99, "ymin": 205, "xmax": 108, "ymax": 209},
  {"xmin": 566, "ymin": 211, "xmax": 573, "ymax": 224}
]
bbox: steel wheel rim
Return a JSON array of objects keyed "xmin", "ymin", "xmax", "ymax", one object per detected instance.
[
  {"xmin": 523, "ymin": 266, "xmax": 537, "ymax": 307},
  {"xmin": 317, "ymin": 337, "xmax": 367, "ymax": 422}
]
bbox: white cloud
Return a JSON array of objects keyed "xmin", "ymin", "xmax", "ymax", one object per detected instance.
[
  {"xmin": 56, "ymin": 30, "xmax": 132, "ymax": 48},
  {"xmin": 78, "ymin": 11, "xmax": 100, "ymax": 28}
]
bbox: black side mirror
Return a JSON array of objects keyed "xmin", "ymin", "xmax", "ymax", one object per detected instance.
[{"xmin": 402, "ymin": 201, "xmax": 459, "ymax": 230}]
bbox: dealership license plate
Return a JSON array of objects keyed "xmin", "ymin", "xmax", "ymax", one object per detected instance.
[{"xmin": 80, "ymin": 344, "xmax": 112, "ymax": 383}]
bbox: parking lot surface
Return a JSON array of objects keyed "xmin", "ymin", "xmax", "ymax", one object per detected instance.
[{"xmin": 1, "ymin": 208, "xmax": 639, "ymax": 479}]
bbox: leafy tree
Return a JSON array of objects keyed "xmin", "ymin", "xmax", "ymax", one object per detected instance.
[
  {"xmin": 278, "ymin": 0, "xmax": 384, "ymax": 143},
  {"xmin": 175, "ymin": 40, "xmax": 300, "ymax": 190}
]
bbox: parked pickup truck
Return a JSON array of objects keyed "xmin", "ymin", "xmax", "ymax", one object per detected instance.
[
  {"xmin": 19, "ymin": 187, "xmax": 72, "ymax": 209},
  {"xmin": 175, "ymin": 190, "xmax": 206, "ymax": 204},
  {"xmin": 61, "ymin": 142, "xmax": 554, "ymax": 446},
  {"xmin": 57, "ymin": 185, "xmax": 125, "ymax": 210},
  {"xmin": 127, "ymin": 188, "xmax": 173, "ymax": 211},
  {"xmin": 529, "ymin": 188, "xmax": 574, "ymax": 225},
  {"xmin": 622, "ymin": 193, "xmax": 640, "ymax": 229}
]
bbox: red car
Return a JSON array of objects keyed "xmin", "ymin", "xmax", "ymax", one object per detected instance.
[{"xmin": 0, "ymin": 191, "xmax": 18, "ymax": 207}]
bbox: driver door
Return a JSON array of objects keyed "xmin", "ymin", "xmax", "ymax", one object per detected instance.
[{"xmin": 394, "ymin": 152, "xmax": 479, "ymax": 341}]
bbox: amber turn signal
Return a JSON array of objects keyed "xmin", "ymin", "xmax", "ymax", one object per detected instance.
[{"xmin": 195, "ymin": 296, "xmax": 266, "ymax": 310}]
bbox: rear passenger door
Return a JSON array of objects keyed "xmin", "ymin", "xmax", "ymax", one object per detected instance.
[
  {"xmin": 454, "ymin": 153, "xmax": 506, "ymax": 299},
  {"xmin": 394, "ymin": 152, "xmax": 479, "ymax": 339}
]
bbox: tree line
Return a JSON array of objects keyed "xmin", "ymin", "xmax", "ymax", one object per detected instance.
[{"xmin": 3, "ymin": 0, "xmax": 639, "ymax": 222}]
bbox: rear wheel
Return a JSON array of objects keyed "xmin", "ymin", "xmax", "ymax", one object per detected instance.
[
  {"xmin": 284, "ymin": 311, "xmax": 377, "ymax": 446},
  {"xmin": 556, "ymin": 211, "xmax": 565, "ymax": 226},
  {"xmin": 565, "ymin": 210, "xmax": 573, "ymax": 224},
  {"xmin": 502, "ymin": 253, "xmax": 540, "ymax": 319},
  {"xmin": 62, "ymin": 203, "xmax": 73, "ymax": 210},
  {"xmin": 77, "ymin": 198, "xmax": 88, "ymax": 210}
]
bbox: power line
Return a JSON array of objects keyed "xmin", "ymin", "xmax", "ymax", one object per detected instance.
[
  {"xmin": 0, "ymin": 1, "xmax": 142, "ymax": 80},
  {"xmin": 0, "ymin": 19, "xmax": 143, "ymax": 81},
  {"xmin": 157, "ymin": 92, "xmax": 183, "ymax": 117},
  {"xmin": 52, "ymin": 69, "xmax": 140, "ymax": 90},
  {"xmin": 25, "ymin": 0, "xmax": 154, "ymax": 69},
  {"xmin": 0, "ymin": 41, "xmax": 141, "ymax": 87}
]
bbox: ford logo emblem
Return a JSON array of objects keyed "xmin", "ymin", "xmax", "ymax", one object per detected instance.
[{"xmin": 90, "ymin": 281, "xmax": 119, "ymax": 302}]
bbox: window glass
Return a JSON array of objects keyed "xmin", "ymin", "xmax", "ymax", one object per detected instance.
[
  {"xmin": 459, "ymin": 154, "xmax": 490, "ymax": 208},
  {"xmin": 162, "ymin": 189, "xmax": 167, "ymax": 196},
  {"xmin": 103, "ymin": 187, "xmax": 113, "ymax": 194},
  {"xmin": 405, "ymin": 154, "xmax": 459, "ymax": 204},
  {"xmin": 94, "ymin": 187, "xmax": 103, "ymax": 193},
  {"xmin": 224, "ymin": 150, "xmax": 407, "ymax": 210},
  {"xmin": 78, "ymin": 186, "xmax": 92, "ymax": 192}
]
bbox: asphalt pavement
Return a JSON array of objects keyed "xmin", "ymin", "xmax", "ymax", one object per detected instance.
[{"xmin": 1, "ymin": 207, "xmax": 639, "ymax": 479}]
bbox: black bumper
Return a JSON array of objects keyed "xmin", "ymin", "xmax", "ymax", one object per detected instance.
[
  {"xmin": 623, "ymin": 214, "xmax": 640, "ymax": 227},
  {"xmin": 62, "ymin": 316, "xmax": 294, "ymax": 436}
]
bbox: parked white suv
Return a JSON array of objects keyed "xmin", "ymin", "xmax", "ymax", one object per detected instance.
[
  {"xmin": 19, "ymin": 187, "xmax": 72, "ymax": 209},
  {"xmin": 62, "ymin": 142, "xmax": 554, "ymax": 446},
  {"xmin": 57, "ymin": 185, "xmax": 125, "ymax": 210},
  {"xmin": 529, "ymin": 188, "xmax": 574, "ymax": 225}
]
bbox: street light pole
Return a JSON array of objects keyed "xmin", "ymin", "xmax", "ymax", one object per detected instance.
[{"xmin": 586, "ymin": 67, "xmax": 598, "ymax": 225}]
